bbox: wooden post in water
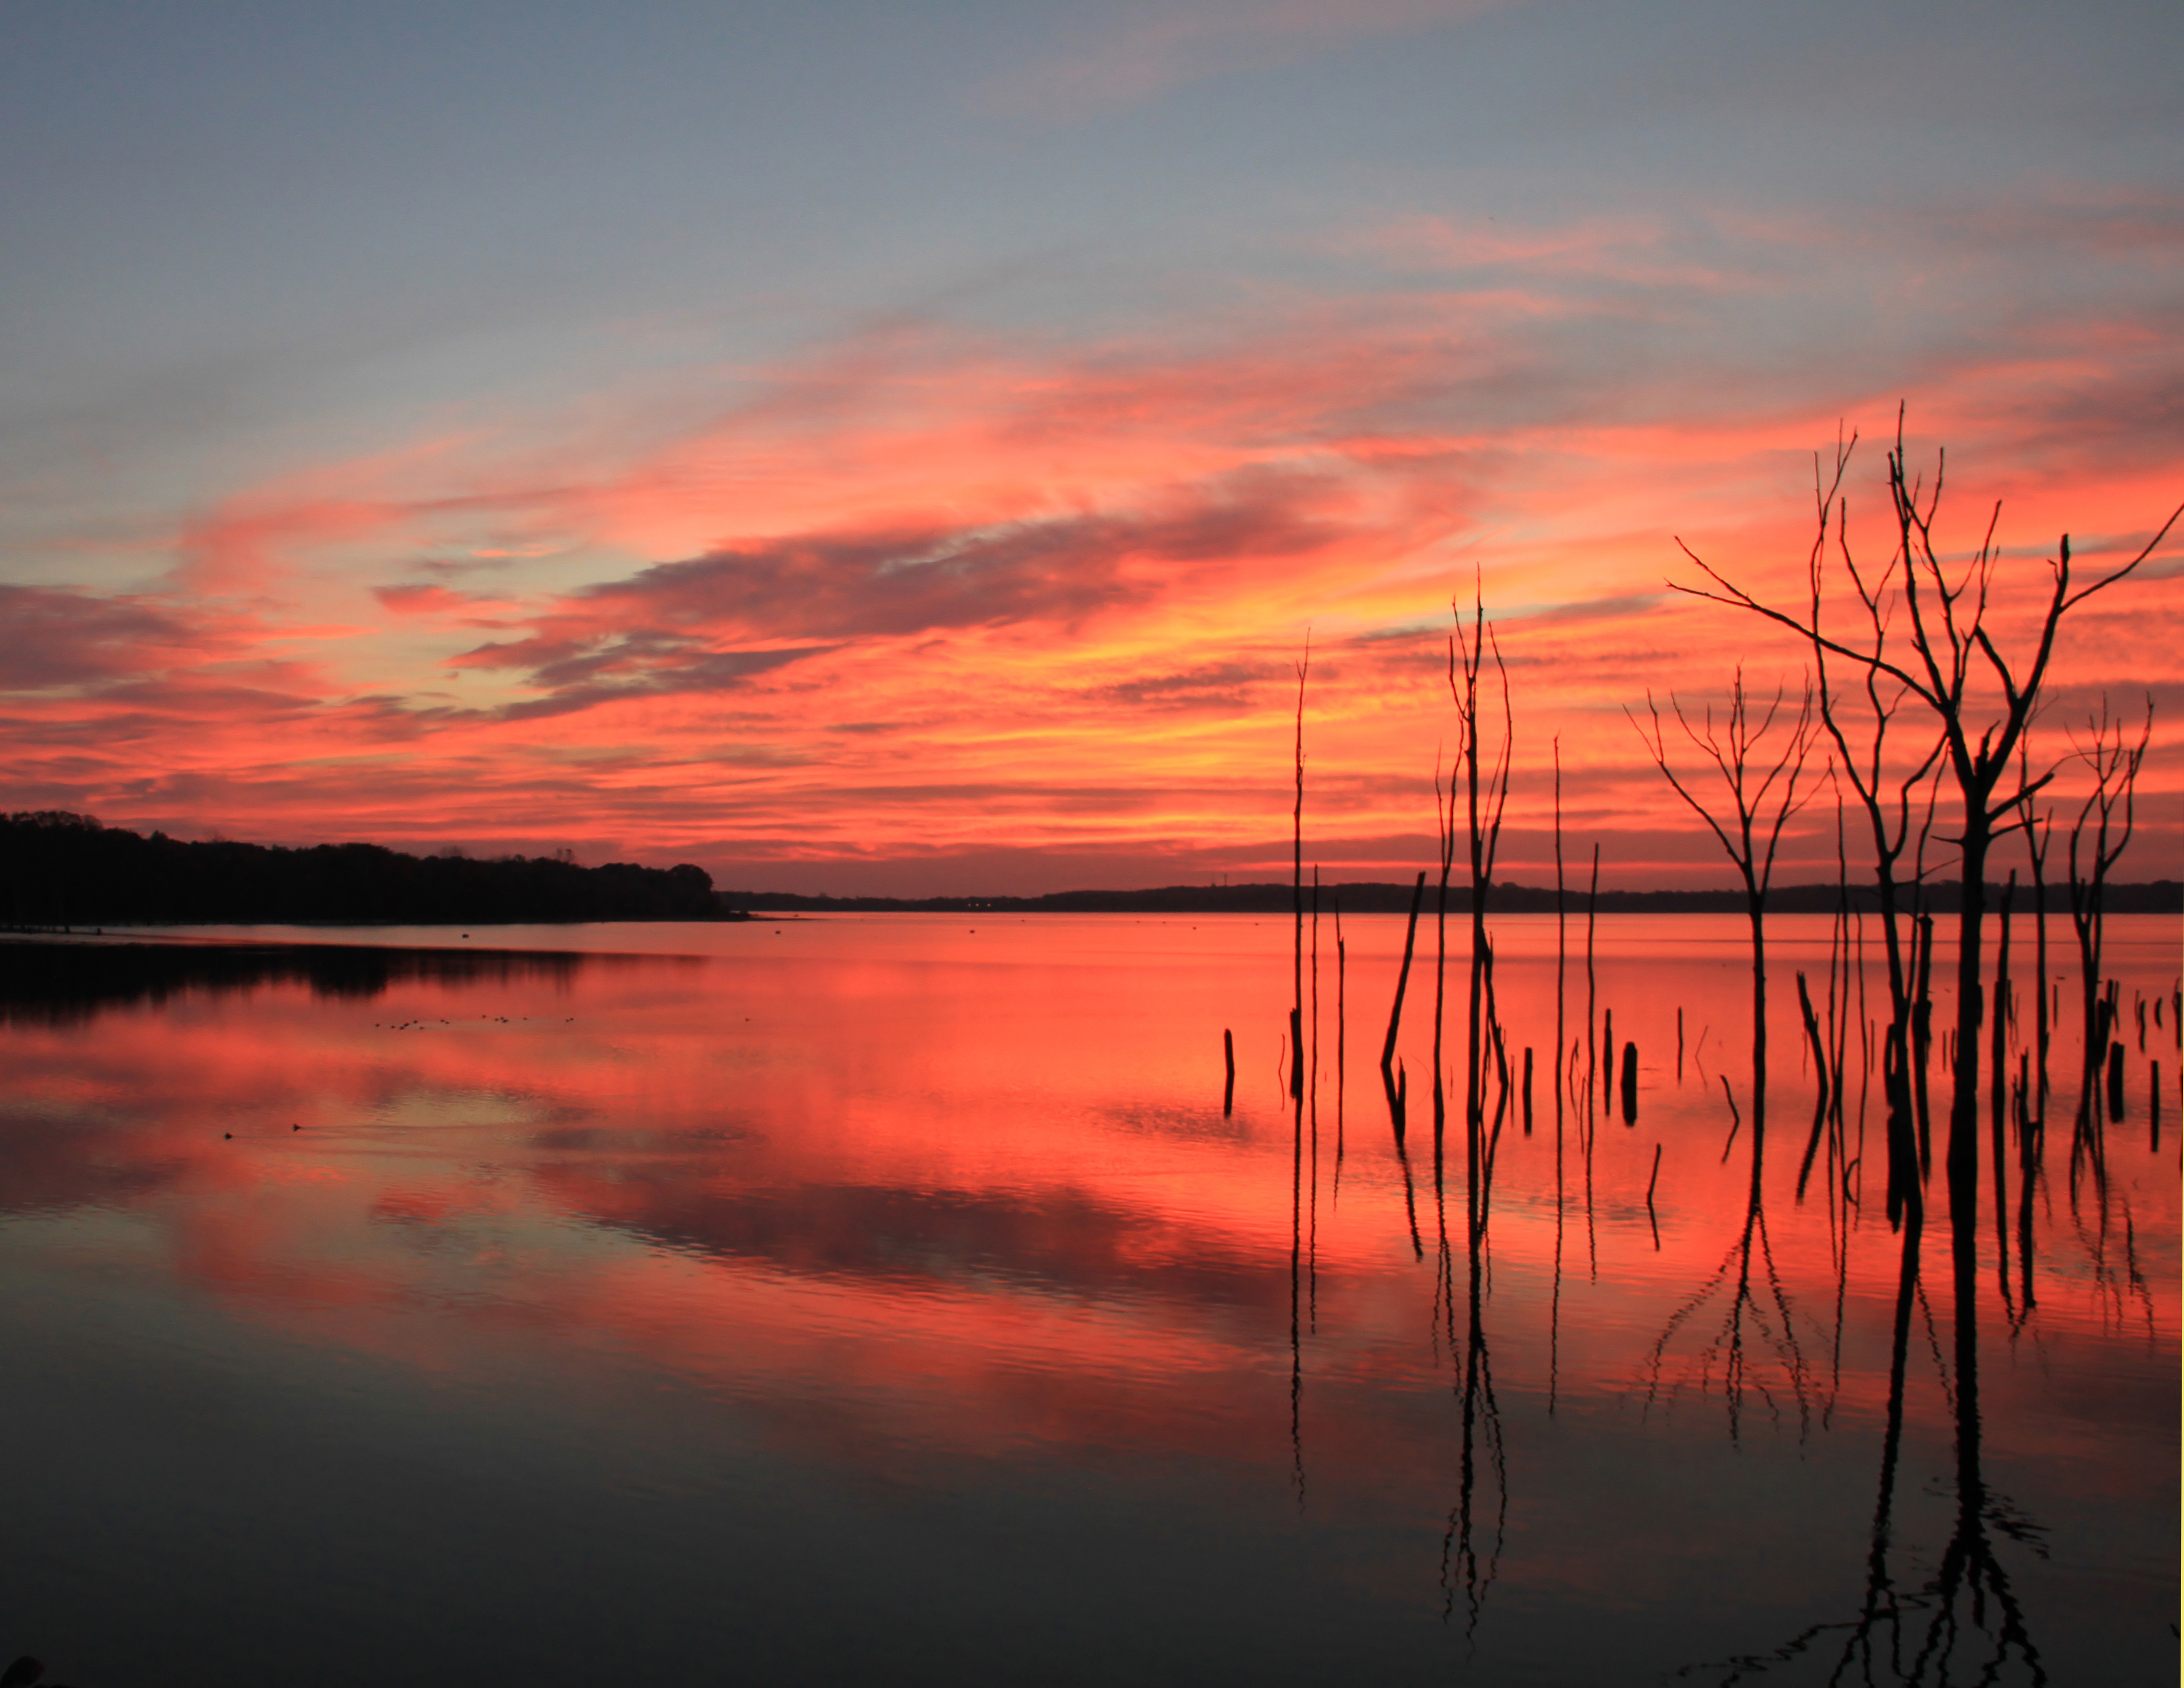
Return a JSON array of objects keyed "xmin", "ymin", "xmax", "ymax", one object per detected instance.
[
  {"xmin": 2106, "ymin": 1042, "xmax": 2125, "ymax": 1122},
  {"xmin": 1333, "ymin": 896, "xmax": 1347, "ymax": 1185},
  {"xmin": 1550, "ymin": 738, "xmax": 1567, "ymax": 1412},
  {"xmin": 1794, "ymin": 971, "xmax": 1834, "ymax": 1200},
  {"xmin": 1292, "ymin": 650, "xmax": 1306, "ymax": 1102},
  {"xmin": 1381, "ymin": 871, "xmax": 1427, "ymax": 1079},
  {"xmin": 1223, "ymin": 1029, "xmax": 1235, "ymax": 1116},
  {"xmin": 1584, "ymin": 844, "xmax": 1599, "ymax": 1115},
  {"xmin": 1521, "ymin": 1046, "xmax": 1534, "ymax": 1136},
  {"xmin": 1620, "ymin": 1042, "xmax": 1638, "ymax": 1125},
  {"xmin": 1602, "ymin": 1007, "xmax": 1614, "ymax": 1117},
  {"xmin": 1381, "ymin": 870, "xmax": 1426, "ymax": 1145}
]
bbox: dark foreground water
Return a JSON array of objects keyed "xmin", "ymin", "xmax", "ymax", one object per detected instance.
[{"xmin": 0, "ymin": 913, "xmax": 2174, "ymax": 1686}]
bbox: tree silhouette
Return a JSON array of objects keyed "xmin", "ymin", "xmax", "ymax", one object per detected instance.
[{"xmin": 1629, "ymin": 668, "xmax": 1816, "ymax": 1138}]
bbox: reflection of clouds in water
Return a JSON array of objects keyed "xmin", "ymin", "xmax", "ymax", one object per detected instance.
[
  {"xmin": 0, "ymin": 1103, "xmax": 192, "ymax": 1216},
  {"xmin": 0, "ymin": 920, "xmax": 2171, "ymax": 1684},
  {"xmin": 540, "ymin": 1173, "xmax": 1285, "ymax": 1318}
]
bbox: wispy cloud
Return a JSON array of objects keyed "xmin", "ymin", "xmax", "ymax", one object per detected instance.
[
  {"xmin": 0, "ymin": 586, "xmax": 212, "ymax": 690},
  {"xmin": 977, "ymin": 0, "xmax": 1508, "ymax": 121},
  {"xmin": 3, "ymin": 193, "xmax": 2177, "ymax": 883}
]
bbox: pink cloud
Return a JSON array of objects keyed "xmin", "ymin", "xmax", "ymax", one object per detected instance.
[
  {"xmin": 3, "ymin": 200, "xmax": 2178, "ymax": 886},
  {"xmin": 374, "ymin": 583, "xmax": 476, "ymax": 616},
  {"xmin": 0, "ymin": 585, "xmax": 208, "ymax": 690}
]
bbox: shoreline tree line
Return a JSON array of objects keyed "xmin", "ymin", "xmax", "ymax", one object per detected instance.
[{"xmin": 0, "ymin": 812, "xmax": 728, "ymax": 926}]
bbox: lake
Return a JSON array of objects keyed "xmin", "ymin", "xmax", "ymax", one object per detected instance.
[{"xmin": 0, "ymin": 911, "xmax": 2175, "ymax": 1686}]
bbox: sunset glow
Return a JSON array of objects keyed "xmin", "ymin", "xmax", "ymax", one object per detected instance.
[{"xmin": 3, "ymin": 4, "xmax": 2179, "ymax": 891}]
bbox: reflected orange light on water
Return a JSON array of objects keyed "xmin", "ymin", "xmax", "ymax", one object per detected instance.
[
  {"xmin": 7, "ymin": 918, "xmax": 2171, "ymax": 1421},
  {"xmin": 0, "ymin": 914, "xmax": 2174, "ymax": 1683}
]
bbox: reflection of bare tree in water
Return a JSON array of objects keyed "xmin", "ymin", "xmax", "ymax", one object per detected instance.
[
  {"xmin": 1363, "ymin": 425, "xmax": 2152, "ymax": 1674},
  {"xmin": 1670, "ymin": 424, "xmax": 2168, "ymax": 1682},
  {"xmin": 2067, "ymin": 1196, "xmax": 2160, "ymax": 1343},
  {"xmin": 1433, "ymin": 983, "xmax": 1510, "ymax": 1638},
  {"xmin": 1679, "ymin": 1200, "xmax": 2049, "ymax": 1687},
  {"xmin": 1661, "ymin": 935, "xmax": 2057, "ymax": 1684},
  {"xmin": 1290, "ymin": 646, "xmax": 1309, "ymax": 1508},
  {"xmin": 1434, "ymin": 591, "xmax": 1513, "ymax": 1634},
  {"xmin": 1439, "ymin": 1242, "xmax": 1507, "ymax": 1638},
  {"xmin": 1296, "ymin": 526, "xmax": 2137, "ymax": 1667},
  {"xmin": 1630, "ymin": 658, "xmax": 1820, "ymax": 1438},
  {"xmin": 1643, "ymin": 1073, "xmax": 1814, "ymax": 1442}
]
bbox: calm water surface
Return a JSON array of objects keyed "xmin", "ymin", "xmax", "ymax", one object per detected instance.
[{"xmin": 1, "ymin": 913, "xmax": 2175, "ymax": 1686}]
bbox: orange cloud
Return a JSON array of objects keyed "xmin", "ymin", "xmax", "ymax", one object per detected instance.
[{"xmin": 2, "ymin": 202, "xmax": 2179, "ymax": 889}]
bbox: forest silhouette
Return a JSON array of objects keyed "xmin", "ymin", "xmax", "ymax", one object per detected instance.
[{"xmin": 0, "ymin": 812, "xmax": 727, "ymax": 926}]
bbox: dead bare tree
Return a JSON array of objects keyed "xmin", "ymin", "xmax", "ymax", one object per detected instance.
[
  {"xmin": 1781, "ymin": 433, "xmax": 1947, "ymax": 1227},
  {"xmin": 2066, "ymin": 698, "xmax": 2152, "ymax": 1158},
  {"xmin": 1674, "ymin": 415, "xmax": 2178, "ymax": 1204},
  {"xmin": 1630, "ymin": 669, "xmax": 1817, "ymax": 1154},
  {"xmin": 1672, "ymin": 413, "xmax": 2181, "ymax": 1552},
  {"xmin": 1430, "ymin": 745, "xmax": 1456, "ymax": 1152},
  {"xmin": 1291, "ymin": 640, "xmax": 1310, "ymax": 1101},
  {"xmin": 2009, "ymin": 762, "xmax": 2054, "ymax": 1312},
  {"xmin": 1441, "ymin": 588, "xmax": 1513, "ymax": 1639},
  {"xmin": 1451, "ymin": 590, "xmax": 1513, "ymax": 1253}
]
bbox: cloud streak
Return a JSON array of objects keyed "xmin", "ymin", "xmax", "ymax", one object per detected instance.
[{"xmin": 1, "ymin": 193, "xmax": 2178, "ymax": 888}]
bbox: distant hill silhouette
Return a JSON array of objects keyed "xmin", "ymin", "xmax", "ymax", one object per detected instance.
[
  {"xmin": 725, "ymin": 878, "xmax": 2184, "ymax": 916},
  {"xmin": 1, "ymin": 812, "xmax": 730, "ymax": 926}
]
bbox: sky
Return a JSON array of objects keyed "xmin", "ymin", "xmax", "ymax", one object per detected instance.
[{"xmin": 2, "ymin": 0, "xmax": 2180, "ymax": 894}]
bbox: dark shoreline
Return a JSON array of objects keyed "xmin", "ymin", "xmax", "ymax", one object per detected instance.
[
  {"xmin": 8, "ymin": 809, "xmax": 2175, "ymax": 924},
  {"xmin": 722, "ymin": 878, "xmax": 2184, "ymax": 917},
  {"xmin": 1, "ymin": 811, "xmax": 728, "ymax": 926}
]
